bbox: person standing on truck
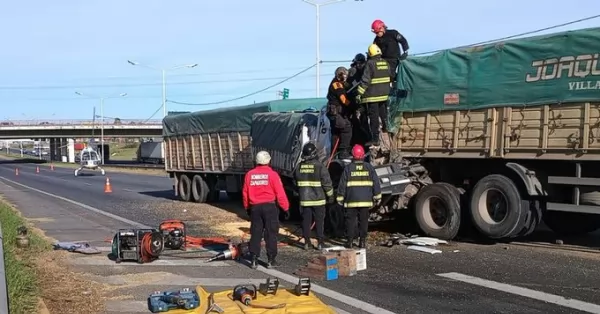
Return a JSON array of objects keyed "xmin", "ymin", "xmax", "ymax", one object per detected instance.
[
  {"xmin": 294, "ymin": 142, "xmax": 335, "ymax": 251},
  {"xmin": 371, "ymin": 19, "xmax": 409, "ymax": 85},
  {"xmin": 242, "ymin": 151, "xmax": 290, "ymax": 269},
  {"xmin": 327, "ymin": 66, "xmax": 353, "ymax": 159},
  {"xmin": 347, "ymin": 53, "xmax": 370, "ymax": 146},
  {"xmin": 357, "ymin": 44, "xmax": 392, "ymax": 147},
  {"xmin": 348, "ymin": 53, "xmax": 367, "ymax": 91},
  {"xmin": 336, "ymin": 144, "xmax": 381, "ymax": 249}
]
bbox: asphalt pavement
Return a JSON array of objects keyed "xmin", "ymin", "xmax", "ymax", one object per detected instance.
[{"xmin": 1, "ymin": 159, "xmax": 600, "ymax": 314}]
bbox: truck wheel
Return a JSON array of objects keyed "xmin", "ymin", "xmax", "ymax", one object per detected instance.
[
  {"xmin": 414, "ymin": 183, "xmax": 461, "ymax": 240},
  {"xmin": 516, "ymin": 200, "xmax": 542, "ymax": 237},
  {"xmin": 469, "ymin": 174, "xmax": 527, "ymax": 239},
  {"xmin": 543, "ymin": 211, "xmax": 600, "ymax": 236},
  {"xmin": 178, "ymin": 174, "xmax": 192, "ymax": 202},
  {"xmin": 191, "ymin": 175, "xmax": 209, "ymax": 203}
]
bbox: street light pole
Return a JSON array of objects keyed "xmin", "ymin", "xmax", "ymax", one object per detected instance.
[
  {"xmin": 302, "ymin": 0, "xmax": 345, "ymax": 98},
  {"xmin": 127, "ymin": 61, "xmax": 198, "ymax": 118},
  {"xmin": 75, "ymin": 92, "xmax": 127, "ymax": 165}
]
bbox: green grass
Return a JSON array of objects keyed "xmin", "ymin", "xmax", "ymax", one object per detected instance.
[
  {"xmin": 108, "ymin": 143, "xmax": 139, "ymax": 161},
  {"xmin": 0, "ymin": 201, "xmax": 50, "ymax": 314}
]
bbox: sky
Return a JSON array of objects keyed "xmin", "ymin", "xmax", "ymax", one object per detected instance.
[{"xmin": 0, "ymin": 0, "xmax": 600, "ymax": 121}]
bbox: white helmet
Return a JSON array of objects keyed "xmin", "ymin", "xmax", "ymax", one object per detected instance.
[{"xmin": 256, "ymin": 151, "xmax": 271, "ymax": 165}]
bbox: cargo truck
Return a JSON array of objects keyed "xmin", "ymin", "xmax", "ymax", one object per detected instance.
[
  {"xmin": 163, "ymin": 27, "xmax": 600, "ymax": 241},
  {"xmin": 137, "ymin": 141, "xmax": 164, "ymax": 164}
]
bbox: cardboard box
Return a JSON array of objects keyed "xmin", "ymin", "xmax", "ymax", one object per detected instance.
[
  {"xmin": 355, "ymin": 248, "xmax": 367, "ymax": 271},
  {"xmin": 294, "ymin": 253, "xmax": 338, "ymax": 281},
  {"xmin": 335, "ymin": 249, "xmax": 357, "ymax": 276}
]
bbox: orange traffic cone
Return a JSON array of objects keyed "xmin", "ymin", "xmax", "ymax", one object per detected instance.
[
  {"xmin": 36, "ymin": 166, "xmax": 40, "ymax": 174},
  {"xmin": 104, "ymin": 177, "xmax": 112, "ymax": 193},
  {"xmin": 50, "ymin": 164, "xmax": 54, "ymax": 171},
  {"xmin": 15, "ymin": 168, "xmax": 18, "ymax": 176}
]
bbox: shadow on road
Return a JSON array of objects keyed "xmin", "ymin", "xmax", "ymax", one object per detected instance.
[
  {"xmin": 138, "ymin": 189, "xmax": 178, "ymax": 200},
  {"xmin": 0, "ymin": 158, "xmax": 46, "ymax": 165}
]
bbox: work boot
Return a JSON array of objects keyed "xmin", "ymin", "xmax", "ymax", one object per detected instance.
[
  {"xmin": 317, "ymin": 242, "xmax": 325, "ymax": 250},
  {"xmin": 345, "ymin": 239, "xmax": 354, "ymax": 249},
  {"xmin": 359, "ymin": 238, "xmax": 366, "ymax": 249},
  {"xmin": 303, "ymin": 238, "xmax": 311, "ymax": 250},
  {"xmin": 267, "ymin": 258, "xmax": 279, "ymax": 269},
  {"xmin": 250, "ymin": 255, "xmax": 258, "ymax": 269}
]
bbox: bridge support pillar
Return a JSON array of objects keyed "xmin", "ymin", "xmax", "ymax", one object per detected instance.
[
  {"xmin": 67, "ymin": 139, "xmax": 75, "ymax": 163},
  {"xmin": 49, "ymin": 138, "xmax": 58, "ymax": 162},
  {"xmin": 58, "ymin": 138, "xmax": 67, "ymax": 162}
]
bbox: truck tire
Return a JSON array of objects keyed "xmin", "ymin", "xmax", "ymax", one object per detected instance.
[
  {"xmin": 414, "ymin": 183, "xmax": 461, "ymax": 240},
  {"xmin": 192, "ymin": 175, "xmax": 209, "ymax": 203},
  {"xmin": 178, "ymin": 174, "xmax": 192, "ymax": 202},
  {"xmin": 469, "ymin": 174, "xmax": 527, "ymax": 239},
  {"xmin": 516, "ymin": 200, "xmax": 542, "ymax": 237},
  {"xmin": 543, "ymin": 211, "xmax": 600, "ymax": 236}
]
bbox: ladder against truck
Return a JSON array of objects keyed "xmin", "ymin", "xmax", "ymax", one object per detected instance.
[{"xmin": 162, "ymin": 26, "xmax": 600, "ymax": 242}]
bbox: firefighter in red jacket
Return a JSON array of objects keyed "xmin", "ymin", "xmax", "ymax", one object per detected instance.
[{"xmin": 242, "ymin": 150, "xmax": 290, "ymax": 269}]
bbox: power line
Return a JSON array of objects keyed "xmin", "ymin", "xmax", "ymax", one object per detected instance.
[
  {"xmin": 167, "ymin": 64, "xmax": 316, "ymax": 106},
  {"xmin": 144, "ymin": 104, "xmax": 163, "ymax": 122},
  {"xmin": 322, "ymin": 14, "xmax": 600, "ymax": 63}
]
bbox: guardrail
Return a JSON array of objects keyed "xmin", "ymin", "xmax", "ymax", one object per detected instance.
[
  {"xmin": 0, "ymin": 222, "xmax": 9, "ymax": 314},
  {"xmin": 0, "ymin": 119, "xmax": 163, "ymax": 126}
]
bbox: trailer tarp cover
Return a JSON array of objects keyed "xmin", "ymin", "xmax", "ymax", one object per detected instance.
[
  {"xmin": 162, "ymin": 98, "xmax": 326, "ymax": 136},
  {"xmin": 392, "ymin": 27, "xmax": 600, "ymax": 131}
]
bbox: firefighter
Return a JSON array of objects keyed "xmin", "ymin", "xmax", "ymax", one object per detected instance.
[
  {"xmin": 348, "ymin": 53, "xmax": 367, "ymax": 89},
  {"xmin": 327, "ymin": 66, "xmax": 353, "ymax": 159},
  {"xmin": 371, "ymin": 19, "xmax": 409, "ymax": 84},
  {"xmin": 347, "ymin": 53, "xmax": 370, "ymax": 146},
  {"xmin": 294, "ymin": 142, "xmax": 334, "ymax": 250},
  {"xmin": 242, "ymin": 150, "xmax": 290, "ymax": 269},
  {"xmin": 336, "ymin": 144, "xmax": 381, "ymax": 249},
  {"xmin": 356, "ymin": 44, "xmax": 392, "ymax": 147}
]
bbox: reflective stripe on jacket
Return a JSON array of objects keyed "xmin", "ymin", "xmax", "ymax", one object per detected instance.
[
  {"xmin": 294, "ymin": 159, "xmax": 334, "ymax": 207},
  {"xmin": 357, "ymin": 56, "xmax": 391, "ymax": 103},
  {"xmin": 336, "ymin": 161, "xmax": 381, "ymax": 208}
]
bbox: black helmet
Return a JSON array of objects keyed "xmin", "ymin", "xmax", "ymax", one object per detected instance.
[
  {"xmin": 302, "ymin": 142, "xmax": 317, "ymax": 160},
  {"xmin": 352, "ymin": 53, "xmax": 366, "ymax": 64}
]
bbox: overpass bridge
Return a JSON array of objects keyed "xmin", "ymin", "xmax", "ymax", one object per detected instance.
[{"xmin": 0, "ymin": 119, "xmax": 163, "ymax": 162}]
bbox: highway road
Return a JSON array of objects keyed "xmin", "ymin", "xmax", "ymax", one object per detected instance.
[{"xmin": 0, "ymin": 159, "xmax": 599, "ymax": 313}]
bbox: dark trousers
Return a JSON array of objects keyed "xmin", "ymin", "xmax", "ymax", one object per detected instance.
[
  {"xmin": 249, "ymin": 202, "xmax": 279, "ymax": 259},
  {"xmin": 345, "ymin": 207, "xmax": 370, "ymax": 240},
  {"xmin": 367, "ymin": 101, "xmax": 389, "ymax": 142},
  {"xmin": 301, "ymin": 206, "xmax": 326, "ymax": 243},
  {"xmin": 387, "ymin": 59, "xmax": 399, "ymax": 84},
  {"xmin": 331, "ymin": 114, "xmax": 352, "ymax": 155}
]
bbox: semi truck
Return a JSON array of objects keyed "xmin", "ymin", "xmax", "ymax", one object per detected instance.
[
  {"xmin": 137, "ymin": 140, "xmax": 164, "ymax": 164},
  {"xmin": 163, "ymin": 26, "xmax": 600, "ymax": 241}
]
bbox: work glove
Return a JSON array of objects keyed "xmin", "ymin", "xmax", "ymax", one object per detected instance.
[
  {"xmin": 355, "ymin": 94, "xmax": 362, "ymax": 104},
  {"xmin": 374, "ymin": 198, "xmax": 381, "ymax": 206},
  {"xmin": 400, "ymin": 51, "xmax": 408, "ymax": 60},
  {"xmin": 283, "ymin": 210, "xmax": 291, "ymax": 220},
  {"xmin": 245, "ymin": 208, "xmax": 252, "ymax": 218},
  {"xmin": 327, "ymin": 195, "xmax": 335, "ymax": 204}
]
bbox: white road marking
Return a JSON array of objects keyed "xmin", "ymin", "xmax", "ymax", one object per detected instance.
[
  {"xmin": 122, "ymin": 188, "xmax": 135, "ymax": 192},
  {"xmin": 0, "ymin": 175, "xmax": 396, "ymax": 314},
  {"xmin": 105, "ymin": 300, "xmax": 352, "ymax": 314},
  {"xmin": 68, "ymin": 256, "xmax": 229, "ymax": 267},
  {"xmin": 438, "ymin": 272, "xmax": 600, "ymax": 314}
]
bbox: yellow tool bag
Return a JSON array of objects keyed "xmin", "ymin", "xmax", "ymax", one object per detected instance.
[{"xmin": 163, "ymin": 278, "xmax": 337, "ymax": 314}]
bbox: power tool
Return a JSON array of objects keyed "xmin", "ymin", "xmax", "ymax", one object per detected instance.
[
  {"xmin": 147, "ymin": 287, "xmax": 200, "ymax": 313},
  {"xmin": 232, "ymin": 284, "xmax": 257, "ymax": 306},
  {"xmin": 159, "ymin": 219, "xmax": 186, "ymax": 250},
  {"xmin": 111, "ymin": 228, "xmax": 164, "ymax": 264},
  {"xmin": 205, "ymin": 242, "xmax": 250, "ymax": 262}
]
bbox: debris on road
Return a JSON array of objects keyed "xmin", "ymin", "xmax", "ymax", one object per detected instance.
[
  {"xmin": 407, "ymin": 246, "xmax": 442, "ymax": 254},
  {"xmin": 53, "ymin": 241, "xmax": 102, "ymax": 254}
]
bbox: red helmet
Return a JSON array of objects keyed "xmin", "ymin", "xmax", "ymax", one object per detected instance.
[
  {"xmin": 351, "ymin": 144, "xmax": 365, "ymax": 159},
  {"xmin": 371, "ymin": 20, "xmax": 386, "ymax": 33}
]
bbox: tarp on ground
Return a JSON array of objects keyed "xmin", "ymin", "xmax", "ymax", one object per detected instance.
[
  {"xmin": 392, "ymin": 26, "xmax": 600, "ymax": 122},
  {"xmin": 162, "ymin": 98, "xmax": 327, "ymax": 136}
]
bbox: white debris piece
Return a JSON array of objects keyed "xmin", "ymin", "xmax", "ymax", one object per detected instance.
[
  {"xmin": 398, "ymin": 237, "xmax": 448, "ymax": 246},
  {"xmin": 407, "ymin": 245, "xmax": 442, "ymax": 254}
]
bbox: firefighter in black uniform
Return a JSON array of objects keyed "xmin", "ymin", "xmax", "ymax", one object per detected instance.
[
  {"xmin": 371, "ymin": 19, "xmax": 409, "ymax": 84},
  {"xmin": 294, "ymin": 142, "xmax": 334, "ymax": 250},
  {"xmin": 336, "ymin": 144, "xmax": 381, "ymax": 249},
  {"xmin": 327, "ymin": 67, "xmax": 353, "ymax": 159},
  {"xmin": 347, "ymin": 53, "xmax": 369, "ymax": 147},
  {"xmin": 356, "ymin": 44, "xmax": 392, "ymax": 147}
]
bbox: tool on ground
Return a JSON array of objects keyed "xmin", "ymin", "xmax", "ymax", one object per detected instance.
[
  {"xmin": 104, "ymin": 177, "xmax": 112, "ymax": 193},
  {"xmin": 147, "ymin": 287, "xmax": 200, "ymax": 313},
  {"xmin": 159, "ymin": 219, "xmax": 186, "ymax": 250},
  {"xmin": 380, "ymin": 233, "xmax": 409, "ymax": 247},
  {"xmin": 205, "ymin": 241, "xmax": 250, "ymax": 262},
  {"xmin": 259, "ymin": 278, "xmax": 280, "ymax": 295},
  {"xmin": 111, "ymin": 228, "xmax": 164, "ymax": 263},
  {"xmin": 294, "ymin": 277, "xmax": 311, "ymax": 296},
  {"xmin": 205, "ymin": 293, "xmax": 224, "ymax": 314},
  {"xmin": 232, "ymin": 284, "xmax": 257, "ymax": 306}
]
